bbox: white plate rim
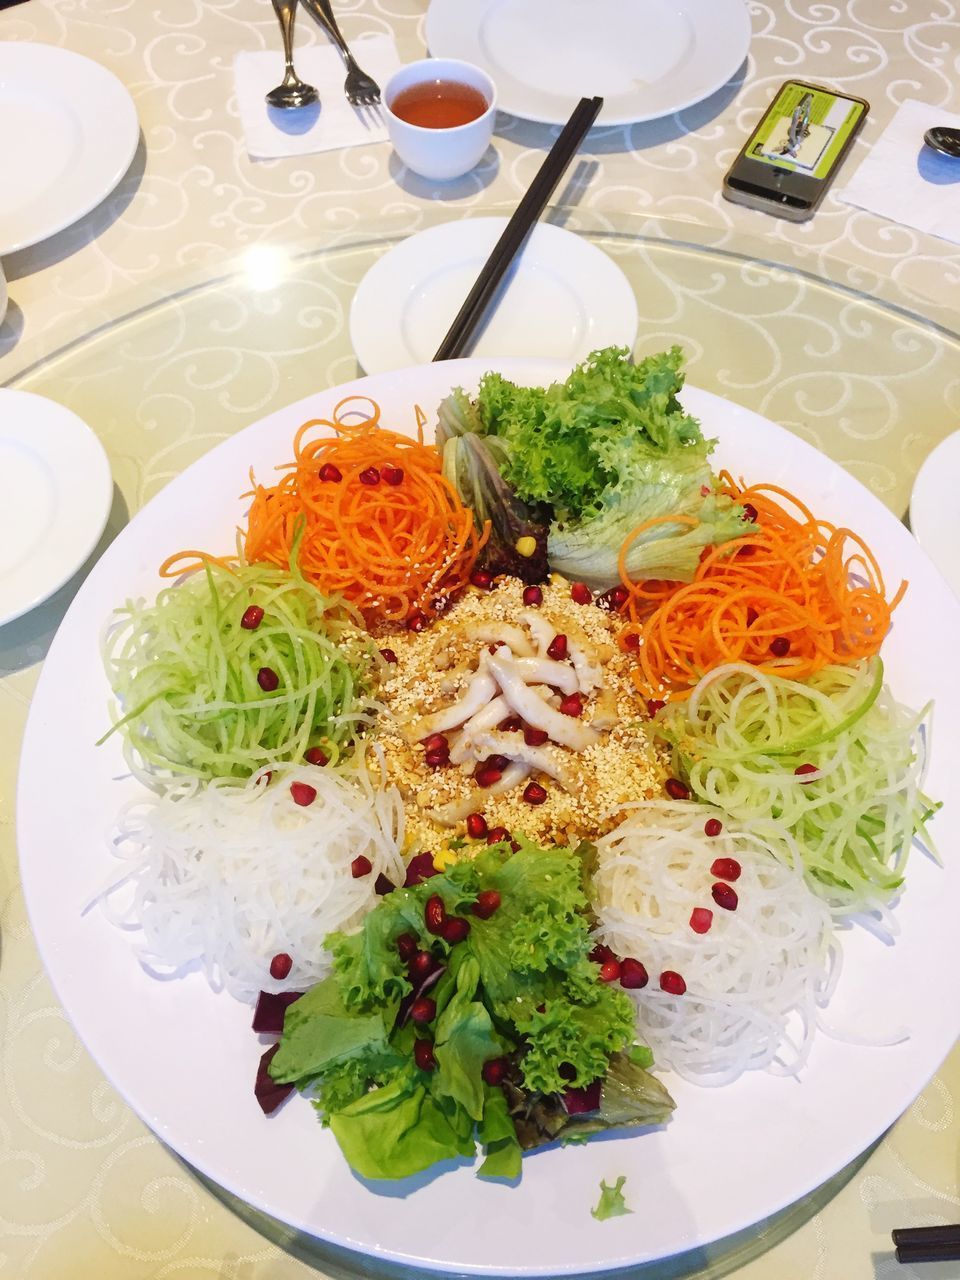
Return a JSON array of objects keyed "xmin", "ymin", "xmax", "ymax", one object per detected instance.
[
  {"xmin": 424, "ymin": 0, "xmax": 751, "ymax": 126},
  {"xmin": 0, "ymin": 388, "xmax": 113, "ymax": 626},
  {"xmin": 909, "ymin": 428, "xmax": 960, "ymax": 599},
  {"xmin": 0, "ymin": 41, "xmax": 139, "ymax": 256},
  {"xmin": 16, "ymin": 358, "xmax": 960, "ymax": 1275},
  {"xmin": 349, "ymin": 219, "xmax": 640, "ymax": 375}
]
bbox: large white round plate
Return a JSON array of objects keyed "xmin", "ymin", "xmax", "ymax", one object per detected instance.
[
  {"xmin": 0, "ymin": 43, "xmax": 139, "ymax": 256},
  {"xmin": 424, "ymin": 0, "xmax": 751, "ymax": 126},
  {"xmin": 0, "ymin": 389, "xmax": 113, "ymax": 626},
  {"xmin": 909, "ymin": 428, "xmax": 960, "ymax": 600},
  {"xmin": 349, "ymin": 220, "xmax": 639, "ymax": 375},
  {"xmin": 18, "ymin": 360, "xmax": 960, "ymax": 1275}
]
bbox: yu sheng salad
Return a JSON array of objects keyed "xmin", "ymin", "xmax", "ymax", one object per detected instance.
[{"xmin": 98, "ymin": 347, "xmax": 936, "ymax": 1183}]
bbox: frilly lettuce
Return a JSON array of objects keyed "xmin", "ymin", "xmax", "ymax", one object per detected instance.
[{"xmin": 269, "ymin": 840, "xmax": 674, "ymax": 1182}]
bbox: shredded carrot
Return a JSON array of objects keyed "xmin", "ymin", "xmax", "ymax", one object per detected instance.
[
  {"xmin": 238, "ymin": 397, "xmax": 487, "ymax": 625},
  {"xmin": 619, "ymin": 472, "xmax": 907, "ymax": 701}
]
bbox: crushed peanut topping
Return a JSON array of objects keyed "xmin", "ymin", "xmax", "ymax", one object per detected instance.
[{"xmin": 375, "ymin": 577, "xmax": 667, "ymax": 850}]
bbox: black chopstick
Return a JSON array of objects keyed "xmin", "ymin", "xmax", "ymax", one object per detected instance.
[
  {"xmin": 893, "ymin": 1224, "xmax": 960, "ymax": 1264},
  {"xmin": 432, "ymin": 95, "xmax": 604, "ymax": 363}
]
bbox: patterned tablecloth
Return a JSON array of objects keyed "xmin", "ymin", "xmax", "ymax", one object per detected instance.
[{"xmin": 1, "ymin": 3, "xmax": 960, "ymax": 1278}]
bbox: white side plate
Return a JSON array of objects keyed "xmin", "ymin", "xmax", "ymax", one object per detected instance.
[
  {"xmin": 424, "ymin": 0, "xmax": 751, "ymax": 126},
  {"xmin": 0, "ymin": 389, "xmax": 113, "ymax": 626},
  {"xmin": 0, "ymin": 42, "xmax": 139, "ymax": 255},
  {"xmin": 349, "ymin": 220, "xmax": 640, "ymax": 374},
  {"xmin": 910, "ymin": 428, "xmax": 960, "ymax": 599}
]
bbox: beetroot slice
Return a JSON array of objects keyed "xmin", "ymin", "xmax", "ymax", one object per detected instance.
[
  {"xmin": 255, "ymin": 1044, "xmax": 294, "ymax": 1115},
  {"xmin": 404, "ymin": 851, "xmax": 439, "ymax": 887},
  {"xmin": 252, "ymin": 989, "xmax": 304, "ymax": 1036},
  {"xmin": 562, "ymin": 1079, "xmax": 602, "ymax": 1114}
]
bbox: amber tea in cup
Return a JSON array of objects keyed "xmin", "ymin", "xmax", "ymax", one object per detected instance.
[
  {"xmin": 384, "ymin": 58, "xmax": 497, "ymax": 181},
  {"xmin": 390, "ymin": 79, "xmax": 489, "ymax": 130}
]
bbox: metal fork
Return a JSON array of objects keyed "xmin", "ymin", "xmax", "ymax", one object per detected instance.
[{"xmin": 298, "ymin": 0, "xmax": 381, "ymax": 106}]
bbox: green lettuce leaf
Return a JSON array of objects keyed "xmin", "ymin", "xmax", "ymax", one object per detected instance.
[{"xmin": 591, "ymin": 1175, "xmax": 632, "ymax": 1221}]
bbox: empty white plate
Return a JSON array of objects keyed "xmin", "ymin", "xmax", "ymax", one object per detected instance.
[
  {"xmin": 424, "ymin": 0, "xmax": 751, "ymax": 126},
  {"xmin": 0, "ymin": 389, "xmax": 113, "ymax": 625},
  {"xmin": 349, "ymin": 219, "xmax": 639, "ymax": 375},
  {"xmin": 910, "ymin": 428, "xmax": 960, "ymax": 599},
  {"xmin": 0, "ymin": 42, "xmax": 139, "ymax": 255}
]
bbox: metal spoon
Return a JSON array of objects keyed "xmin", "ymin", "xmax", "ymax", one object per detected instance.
[
  {"xmin": 266, "ymin": 0, "xmax": 318, "ymax": 110},
  {"xmin": 923, "ymin": 126, "xmax": 960, "ymax": 159}
]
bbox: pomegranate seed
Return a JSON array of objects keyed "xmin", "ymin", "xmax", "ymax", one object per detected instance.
[
  {"xmin": 318, "ymin": 462, "xmax": 342, "ymax": 483},
  {"xmin": 406, "ymin": 609, "xmax": 428, "ymax": 633},
  {"xmin": 351, "ymin": 855, "xmax": 372, "ymax": 878},
  {"xmin": 558, "ymin": 693, "xmax": 583, "ymax": 717},
  {"xmin": 409, "ymin": 950, "xmax": 435, "ymax": 979},
  {"xmin": 466, "ymin": 813, "xmax": 488, "ymax": 840},
  {"xmin": 746, "ymin": 607, "xmax": 758, "ymax": 626},
  {"xmin": 486, "ymin": 826, "xmax": 509, "ymax": 845},
  {"xmin": 257, "ymin": 666, "xmax": 279, "ymax": 692},
  {"xmin": 404, "ymin": 852, "xmax": 439, "ymax": 886},
  {"xmin": 710, "ymin": 857, "xmax": 742, "ymax": 881},
  {"xmin": 414, "ymin": 1039, "xmax": 435, "ymax": 1071},
  {"xmin": 546, "ymin": 633, "xmax": 568, "ymax": 661},
  {"xmin": 646, "ymin": 698, "xmax": 665, "ymax": 717},
  {"xmin": 475, "ymin": 764, "xmax": 503, "ymax": 788},
  {"xmin": 381, "ymin": 464, "xmax": 404, "ymax": 485},
  {"xmin": 509, "ymin": 839, "xmax": 521, "ymax": 853},
  {"xmin": 770, "ymin": 636, "xmax": 790, "ymax": 657},
  {"xmin": 601, "ymin": 585, "xmax": 629, "ymax": 610},
  {"xmin": 472, "ymin": 889, "xmax": 501, "ymax": 919},
  {"xmin": 424, "ymin": 748, "xmax": 448, "ymax": 769},
  {"xmin": 498, "ymin": 716, "xmax": 523, "ymax": 733},
  {"xmin": 599, "ymin": 959, "xmax": 621, "ymax": 983},
  {"xmin": 442, "ymin": 916, "xmax": 470, "ymax": 944},
  {"xmin": 522, "ymin": 585, "xmax": 543, "ymax": 606},
  {"xmin": 486, "ymin": 754, "xmax": 509, "ymax": 772},
  {"xmin": 690, "ymin": 907, "xmax": 713, "ymax": 934},
  {"xmin": 523, "ymin": 781, "xmax": 548, "ymax": 805},
  {"xmin": 660, "ymin": 970, "xmax": 686, "ymax": 996},
  {"xmin": 396, "ymin": 933, "xmax": 418, "ymax": 961},
  {"xmin": 289, "ymin": 781, "xmax": 316, "ymax": 807},
  {"xmin": 481, "ymin": 1058, "xmax": 508, "ymax": 1085},
  {"xmin": 700, "ymin": 484, "xmax": 711, "ymax": 497},
  {"xmin": 742, "ymin": 502, "xmax": 758, "ymax": 522},
  {"xmin": 241, "ymin": 604, "xmax": 264, "ymax": 630},
  {"xmin": 523, "ymin": 725, "xmax": 549, "ymax": 747},
  {"xmin": 704, "ymin": 817, "xmax": 723, "ymax": 837},
  {"xmin": 269, "ymin": 952, "xmax": 293, "ymax": 980},
  {"xmin": 623, "ymin": 632, "xmax": 641, "ymax": 650},
  {"xmin": 571, "ymin": 582, "xmax": 592, "ymax": 605},
  {"xmin": 410, "ymin": 997, "xmax": 437, "ymax": 1024},
  {"xmin": 256, "ymin": 770, "xmax": 273, "ymax": 786},
  {"xmin": 379, "ymin": 647, "xmax": 398, "ymax": 664},
  {"xmin": 619, "ymin": 957, "xmax": 649, "ymax": 989},
  {"xmin": 424, "ymin": 894, "xmax": 446, "ymax": 935},
  {"xmin": 712, "ymin": 882, "xmax": 739, "ymax": 911},
  {"xmin": 359, "ymin": 466, "xmax": 380, "ymax": 485},
  {"xmin": 795, "ymin": 763, "xmax": 818, "ymax": 782},
  {"xmin": 421, "ymin": 732, "xmax": 448, "ymax": 753},
  {"xmin": 305, "ymin": 746, "xmax": 328, "ymax": 766},
  {"xmin": 589, "ymin": 943, "xmax": 615, "ymax": 964},
  {"xmin": 665, "ymin": 777, "xmax": 689, "ymax": 800},
  {"xmin": 470, "ymin": 568, "xmax": 493, "ymax": 589}
]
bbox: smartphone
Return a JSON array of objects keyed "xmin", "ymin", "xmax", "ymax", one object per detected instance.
[{"xmin": 722, "ymin": 80, "xmax": 869, "ymax": 222}]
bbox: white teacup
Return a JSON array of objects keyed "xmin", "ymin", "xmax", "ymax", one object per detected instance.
[
  {"xmin": 384, "ymin": 58, "xmax": 496, "ymax": 182},
  {"xmin": 0, "ymin": 259, "xmax": 7, "ymax": 328}
]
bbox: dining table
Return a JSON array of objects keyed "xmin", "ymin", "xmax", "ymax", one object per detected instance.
[{"xmin": 2, "ymin": 2, "xmax": 960, "ymax": 1278}]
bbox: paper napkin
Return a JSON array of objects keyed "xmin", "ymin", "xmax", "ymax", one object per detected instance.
[
  {"xmin": 234, "ymin": 33, "xmax": 401, "ymax": 160},
  {"xmin": 836, "ymin": 99, "xmax": 960, "ymax": 246}
]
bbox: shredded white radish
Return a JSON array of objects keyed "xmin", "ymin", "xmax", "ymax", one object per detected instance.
[
  {"xmin": 99, "ymin": 747, "xmax": 406, "ymax": 1002},
  {"xmin": 593, "ymin": 800, "xmax": 838, "ymax": 1086}
]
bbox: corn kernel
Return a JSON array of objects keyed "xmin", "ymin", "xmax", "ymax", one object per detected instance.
[{"xmin": 515, "ymin": 535, "xmax": 537, "ymax": 558}]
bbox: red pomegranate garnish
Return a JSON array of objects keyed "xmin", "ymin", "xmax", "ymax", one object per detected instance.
[
  {"xmin": 257, "ymin": 666, "xmax": 279, "ymax": 692},
  {"xmin": 379, "ymin": 647, "xmax": 398, "ymax": 664},
  {"xmin": 522, "ymin": 584, "xmax": 543, "ymax": 606},
  {"xmin": 794, "ymin": 763, "xmax": 818, "ymax": 782},
  {"xmin": 690, "ymin": 907, "xmax": 713, "ymax": 934},
  {"xmin": 441, "ymin": 916, "xmax": 470, "ymax": 944},
  {"xmin": 770, "ymin": 636, "xmax": 790, "ymax": 657},
  {"xmin": 742, "ymin": 502, "xmax": 758, "ymax": 522},
  {"xmin": 665, "ymin": 777, "xmax": 689, "ymax": 800},
  {"xmin": 466, "ymin": 813, "xmax": 488, "ymax": 840},
  {"xmin": 269, "ymin": 952, "xmax": 293, "ymax": 980},
  {"xmin": 470, "ymin": 568, "xmax": 493, "ymax": 589},
  {"xmin": 381, "ymin": 464, "xmax": 404, "ymax": 485},
  {"xmin": 406, "ymin": 609, "xmax": 428, "ymax": 633},
  {"xmin": 410, "ymin": 997, "xmax": 437, "ymax": 1024},
  {"xmin": 475, "ymin": 764, "xmax": 503, "ymax": 788},
  {"xmin": 546, "ymin": 633, "xmax": 568, "ymax": 661},
  {"xmin": 710, "ymin": 857, "xmax": 741, "ymax": 881},
  {"xmin": 623, "ymin": 632, "xmax": 641, "ymax": 650},
  {"xmin": 241, "ymin": 605, "xmax": 264, "ymax": 630},
  {"xmin": 472, "ymin": 889, "xmax": 501, "ymax": 919},
  {"xmin": 318, "ymin": 462, "xmax": 342, "ymax": 483},
  {"xmin": 481, "ymin": 1058, "xmax": 508, "ymax": 1085},
  {"xmin": 558, "ymin": 692, "xmax": 583, "ymax": 718},
  {"xmin": 646, "ymin": 698, "xmax": 665, "ymax": 717},
  {"xmin": 358, "ymin": 467, "xmax": 380, "ymax": 485},
  {"xmin": 424, "ymin": 894, "xmax": 446, "ymax": 935},
  {"xmin": 523, "ymin": 781, "xmax": 547, "ymax": 805},
  {"xmin": 305, "ymin": 746, "xmax": 328, "ymax": 766},
  {"xmin": 414, "ymin": 1040, "xmax": 436, "ymax": 1071},
  {"xmin": 395, "ymin": 933, "xmax": 418, "ymax": 961},
  {"xmin": 660, "ymin": 970, "xmax": 686, "ymax": 996},
  {"xmin": 712, "ymin": 882, "xmax": 739, "ymax": 911},
  {"xmin": 704, "ymin": 817, "xmax": 722, "ymax": 837},
  {"xmin": 598, "ymin": 959, "xmax": 621, "ymax": 983},
  {"xmin": 409, "ymin": 950, "xmax": 435, "ymax": 979},
  {"xmin": 570, "ymin": 582, "xmax": 592, "ymax": 605},
  {"xmin": 424, "ymin": 747, "xmax": 448, "ymax": 770},
  {"xmin": 618, "ymin": 957, "xmax": 649, "ymax": 989},
  {"xmin": 289, "ymin": 781, "xmax": 316, "ymax": 807},
  {"xmin": 523, "ymin": 725, "xmax": 549, "ymax": 747},
  {"xmin": 351, "ymin": 855, "xmax": 372, "ymax": 878},
  {"xmin": 485, "ymin": 825, "xmax": 509, "ymax": 845}
]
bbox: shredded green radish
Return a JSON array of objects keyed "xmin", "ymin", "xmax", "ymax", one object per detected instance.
[
  {"xmin": 654, "ymin": 659, "xmax": 937, "ymax": 915},
  {"xmin": 101, "ymin": 557, "xmax": 379, "ymax": 784}
]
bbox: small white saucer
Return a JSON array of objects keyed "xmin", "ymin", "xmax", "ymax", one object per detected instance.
[
  {"xmin": 909, "ymin": 428, "xmax": 960, "ymax": 599},
  {"xmin": 0, "ymin": 389, "xmax": 113, "ymax": 626},
  {"xmin": 349, "ymin": 218, "xmax": 639, "ymax": 375}
]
